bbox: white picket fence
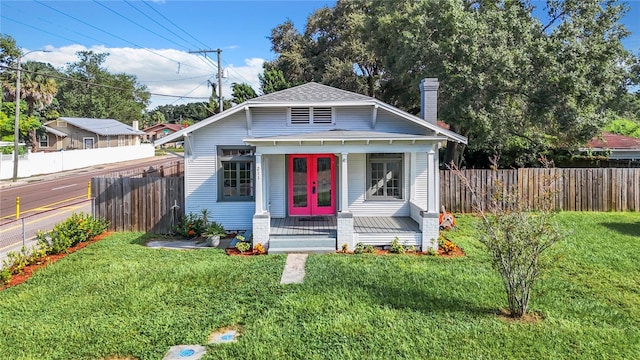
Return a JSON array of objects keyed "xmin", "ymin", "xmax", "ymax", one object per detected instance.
[{"xmin": 0, "ymin": 144, "xmax": 155, "ymax": 180}]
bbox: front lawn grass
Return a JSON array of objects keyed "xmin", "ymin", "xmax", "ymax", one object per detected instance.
[{"xmin": 0, "ymin": 212, "xmax": 638, "ymax": 359}]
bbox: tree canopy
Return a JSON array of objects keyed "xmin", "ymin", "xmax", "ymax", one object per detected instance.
[
  {"xmin": 57, "ymin": 51, "xmax": 150, "ymax": 124},
  {"xmin": 231, "ymin": 82, "xmax": 257, "ymax": 104},
  {"xmin": 266, "ymin": 0, "xmax": 634, "ymax": 167}
]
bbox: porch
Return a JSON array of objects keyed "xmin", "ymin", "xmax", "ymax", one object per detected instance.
[{"xmin": 267, "ymin": 216, "xmax": 422, "ymax": 253}]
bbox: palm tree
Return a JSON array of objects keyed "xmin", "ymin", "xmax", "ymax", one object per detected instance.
[{"xmin": 2, "ymin": 61, "xmax": 58, "ymax": 151}]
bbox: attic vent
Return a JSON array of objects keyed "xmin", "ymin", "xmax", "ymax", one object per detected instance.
[
  {"xmin": 290, "ymin": 107, "xmax": 310, "ymax": 124},
  {"xmin": 313, "ymin": 107, "xmax": 333, "ymax": 124},
  {"xmin": 288, "ymin": 107, "xmax": 334, "ymax": 125},
  {"xmin": 56, "ymin": 120, "xmax": 67, "ymax": 127}
]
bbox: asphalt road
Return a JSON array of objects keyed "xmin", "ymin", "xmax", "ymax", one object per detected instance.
[
  {"xmin": 0, "ymin": 154, "xmax": 183, "ymax": 260},
  {"xmin": 0, "ymin": 154, "xmax": 183, "ymax": 223}
]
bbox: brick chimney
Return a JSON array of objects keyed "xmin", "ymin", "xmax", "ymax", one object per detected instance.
[{"xmin": 419, "ymin": 78, "xmax": 439, "ymax": 124}]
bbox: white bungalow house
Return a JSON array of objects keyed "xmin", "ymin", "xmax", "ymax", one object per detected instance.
[{"xmin": 155, "ymin": 79, "xmax": 467, "ymax": 253}]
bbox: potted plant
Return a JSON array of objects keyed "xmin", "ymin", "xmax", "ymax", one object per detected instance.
[{"xmin": 202, "ymin": 221, "xmax": 225, "ymax": 247}]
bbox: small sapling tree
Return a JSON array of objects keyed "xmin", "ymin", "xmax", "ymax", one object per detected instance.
[{"xmin": 451, "ymin": 157, "xmax": 565, "ymax": 318}]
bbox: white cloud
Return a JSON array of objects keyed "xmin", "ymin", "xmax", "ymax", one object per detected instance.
[{"xmin": 23, "ymin": 45, "xmax": 265, "ymax": 110}]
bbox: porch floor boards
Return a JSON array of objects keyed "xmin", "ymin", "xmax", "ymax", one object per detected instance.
[
  {"xmin": 270, "ymin": 217, "xmax": 337, "ymax": 236},
  {"xmin": 269, "ymin": 216, "xmax": 421, "ymax": 236},
  {"xmin": 354, "ymin": 216, "xmax": 420, "ymax": 233}
]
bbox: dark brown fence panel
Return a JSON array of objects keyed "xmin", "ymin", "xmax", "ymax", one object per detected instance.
[
  {"xmin": 441, "ymin": 168, "xmax": 640, "ymax": 213},
  {"xmin": 92, "ymin": 177, "xmax": 185, "ymax": 233}
]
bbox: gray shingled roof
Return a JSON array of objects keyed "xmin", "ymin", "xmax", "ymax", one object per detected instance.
[
  {"xmin": 56, "ymin": 117, "xmax": 145, "ymax": 136},
  {"xmin": 248, "ymin": 82, "xmax": 373, "ymax": 103}
]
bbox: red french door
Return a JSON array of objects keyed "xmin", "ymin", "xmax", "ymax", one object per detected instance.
[{"xmin": 288, "ymin": 154, "xmax": 336, "ymax": 216}]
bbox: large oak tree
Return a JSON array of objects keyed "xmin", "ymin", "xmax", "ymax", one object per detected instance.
[{"xmin": 267, "ymin": 0, "xmax": 633, "ymax": 167}]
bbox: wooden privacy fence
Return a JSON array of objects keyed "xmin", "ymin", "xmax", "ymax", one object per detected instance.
[
  {"xmin": 93, "ymin": 168, "xmax": 639, "ymax": 234},
  {"xmin": 440, "ymin": 168, "xmax": 640, "ymax": 213},
  {"xmin": 102, "ymin": 160, "xmax": 183, "ymax": 178},
  {"xmin": 92, "ymin": 177, "xmax": 184, "ymax": 233}
]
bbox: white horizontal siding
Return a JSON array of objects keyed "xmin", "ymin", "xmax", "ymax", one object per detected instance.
[
  {"xmin": 414, "ymin": 152, "xmax": 429, "ymax": 209},
  {"xmin": 185, "ymin": 114, "xmax": 254, "ymax": 231},
  {"xmin": 251, "ymin": 106, "xmax": 374, "ymax": 137},
  {"xmin": 268, "ymin": 154, "xmax": 286, "ymax": 218},
  {"xmin": 347, "ymin": 153, "xmax": 410, "ymax": 216},
  {"xmin": 354, "ymin": 233, "xmax": 421, "ymax": 247},
  {"xmin": 376, "ymin": 108, "xmax": 434, "ymax": 135},
  {"xmin": 334, "ymin": 106, "xmax": 374, "ymax": 130}
]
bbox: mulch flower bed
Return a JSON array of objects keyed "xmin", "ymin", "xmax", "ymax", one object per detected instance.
[
  {"xmin": 225, "ymin": 248, "xmax": 266, "ymax": 256},
  {"xmin": 0, "ymin": 232, "xmax": 112, "ymax": 291},
  {"xmin": 336, "ymin": 248, "xmax": 465, "ymax": 257}
]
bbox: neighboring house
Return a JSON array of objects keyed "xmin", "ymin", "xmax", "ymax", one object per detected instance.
[
  {"xmin": 42, "ymin": 117, "xmax": 145, "ymax": 151},
  {"xmin": 155, "ymin": 79, "xmax": 467, "ymax": 253},
  {"xmin": 142, "ymin": 123, "xmax": 184, "ymax": 145},
  {"xmin": 39, "ymin": 125, "xmax": 68, "ymax": 151},
  {"xmin": 581, "ymin": 132, "xmax": 640, "ymax": 160}
]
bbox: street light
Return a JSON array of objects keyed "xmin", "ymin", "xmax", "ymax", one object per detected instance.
[{"xmin": 13, "ymin": 49, "xmax": 51, "ymax": 182}]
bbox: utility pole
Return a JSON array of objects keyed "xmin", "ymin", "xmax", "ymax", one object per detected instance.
[
  {"xmin": 13, "ymin": 53, "xmax": 22, "ymax": 182},
  {"xmin": 13, "ymin": 49, "xmax": 50, "ymax": 182},
  {"xmin": 189, "ymin": 49, "xmax": 223, "ymax": 112}
]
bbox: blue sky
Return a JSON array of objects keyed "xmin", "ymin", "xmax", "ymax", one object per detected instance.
[{"xmin": 1, "ymin": 0, "xmax": 639, "ymax": 110}]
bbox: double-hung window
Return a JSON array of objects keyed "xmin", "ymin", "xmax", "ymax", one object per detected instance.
[
  {"xmin": 219, "ymin": 146, "xmax": 255, "ymax": 201},
  {"xmin": 366, "ymin": 153, "xmax": 403, "ymax": 200},
  {"xmin": 39, "ymin": 134, "xmax": 49, "ymax": 148}
]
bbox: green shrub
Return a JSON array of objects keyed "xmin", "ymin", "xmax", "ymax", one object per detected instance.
[
  {"xmin": 0, "ymin": 267, "xmax": 11, "ymax": 285},
  {"xmin": 235, "ymin": 240, "xmax": 251, "ymax": 254},
  {"xmin": 353, "ymin": 242, "xmax": 365, "ymax": 254},
  {"xmin": 2, "ymin": 249, "xmax": 29, "ymax": 274},
  {"xmin": 365, "ymin": 245, "xmax": 375, "ymax": 253},
  {"xmin": 175, "ymin": 212, "xmax": 206, "ymax": 237},
  {"xmin": 390, "ymin": 237, "xmax": 406, "ymax": 254},
  {"xmin": 36, "ymin": 213, "xmax": 108, "ymax": 255}
]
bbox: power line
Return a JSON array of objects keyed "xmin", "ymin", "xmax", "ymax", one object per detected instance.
[
  {"xmin": 1, "ymin": 15, "xmax": 83, "ymax": 45},
  {"xmin": 123, "ymin": 0, "xmax": 203, "ymax": 51},
  {"xmin": 170, "ymin": 78, "xmax": 215, "ymax": 105},
  {"xmin": 141, "ymin": 74, "xmax": 212, "ymax": 83},
  {"xmin": 93, "ymin": 0, "xmax": 190, "ymax": 51},
  {"xmin": 91, "ymin": 0, "xmax": 218, "ymax": 73},
  {"xmin": 222, "ymin": 59, "xmax": 257, "ymax": 87},
  {"xmin": 0, "ymin": 65, "xmax": 210, "ymax": 100},
  {"xmin": 137, "ymin": 0, "xmax": 223, "ymax": 73},
  {"xmin": 141, "ymin": 0, "xmax": 212, "ymax": 50},
  {"xmin": 2, "ymin": 2, "xmax": 109, "ymax": 46},
  {"xmin": 32, "ymin": 0, "xmax": 205, "ymax": 72},
  {"xmin": 190, "ymin": 49, "xmax": 224, "ymax": 111}
]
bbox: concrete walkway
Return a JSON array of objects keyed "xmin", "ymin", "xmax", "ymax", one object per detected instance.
[{"xmin": 280, "ymin": 253, "xmax": 308, "ymax": 284}]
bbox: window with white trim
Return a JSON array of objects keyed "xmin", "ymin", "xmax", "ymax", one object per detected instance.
[
  {"xmin": 288, "ymin": 107, "xmax": 334, "ymax": 125},
  {"xmin": 219, "ymin": 146, "xmax": 255, "ymax": 201},
  {"xmin": 118, "ymin": 135, "xmax": 126, "ymax": 146},
  {"xmin": 366, "ymin": 153, "xmax": 403, "ymax": 200},
  {"xmin": 39, "ymin": 134, "xmax": 49, "ymax": 148}
]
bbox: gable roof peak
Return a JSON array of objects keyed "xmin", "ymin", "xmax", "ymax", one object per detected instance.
[{"xmin": 249, "ymin": 82, "xmax": 373, "ymax": 103}]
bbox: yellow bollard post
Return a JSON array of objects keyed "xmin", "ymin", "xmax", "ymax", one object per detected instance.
[
  {"xmin": 16, "ymin": 196, "xmax": 20, "ymax": 219},
  {"xmin": 87, "ymin": 181, "xmax": 91, "ymax": 200}
]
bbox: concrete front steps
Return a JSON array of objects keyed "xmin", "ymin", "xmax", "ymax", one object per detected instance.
[{"xmin": 268, "ymin": 235, "xmax": 336, "ymax": 254}]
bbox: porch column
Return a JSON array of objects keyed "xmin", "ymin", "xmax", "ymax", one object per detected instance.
[
  {"xmin": 255, "ymin": 153, "xmax": 264, "ymax": 214},
  {"xmin": 421, "ymin": 145, "xmax": 439, "ymax": 251},
  {"xmin": 337, "ymin": 152, "xmax": 354, "ymax": 250},
  {"xmin": 253, "ymin": 152, "xmax": 270, "ymax": 248},
  {"xmin": 340, "ymin": 152, "xmax": 349, "ymax": 212}
]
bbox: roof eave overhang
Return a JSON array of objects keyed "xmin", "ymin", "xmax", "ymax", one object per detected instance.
[
  {"xmin": 154, "ymin": 105, "xmax": 247, "ymax": 146},
  {"xmin": 579, "ymin": 147, "xmax": 640, "ymax": 152},
  {"xmin": 243, "ymin": 136, "xmax": 449, "ymax": 146}
]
